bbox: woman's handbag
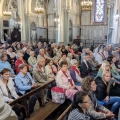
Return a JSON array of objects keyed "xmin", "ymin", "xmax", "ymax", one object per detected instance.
[{"xmin": 51, "ymin": 86, "xmax": 66, "ymax": 104}]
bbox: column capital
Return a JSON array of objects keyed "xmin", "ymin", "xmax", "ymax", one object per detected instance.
[{"xmin": 107, "ymin": 0, "xmax": 114, "ymax": 8}]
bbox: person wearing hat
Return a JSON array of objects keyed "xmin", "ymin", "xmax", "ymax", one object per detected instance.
[{"xmin": 0, "ymin": 91, "xmax": 18, "ymax": 120}]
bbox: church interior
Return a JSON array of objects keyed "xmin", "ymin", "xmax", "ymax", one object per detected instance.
[{"xmin": 0, "ymin": 0, "xmax": 120, "ymax": 120}]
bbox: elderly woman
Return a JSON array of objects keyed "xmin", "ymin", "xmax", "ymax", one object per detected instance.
[
  {"xmin": 52, "ymin": 56, "xmax": 59, "ymax": 75},
  {"xmin": 68, "ymin": 91, "xmax": 91, "ymax": 120},
  {"xmin": 45, "ymin": 59, "xmax": 55, "ymax": 80},
  {"xmin": 15, "ymin": 53, "xmax": 30, "ymax": 74},
  {"xmin": 82, "ymin": 76, "xmax": 115, "ymax": 120},
  {"xmin": 56, "ymin": 61, "xmax": 82, "ymax": 100},
  {"xmin": 70, "ymin": 59, "xmax": 82, "ymax": 86},
  {"xmin": 15, "ymin": 63, "xmax": 39, "ymax": 114},
  {"xmin": 0, "ymin": 53, "xmax": 15, "ymax": 77},
  {"xmin": 28, "ymin": 51, "xmax": 37, "ymax": 67}
]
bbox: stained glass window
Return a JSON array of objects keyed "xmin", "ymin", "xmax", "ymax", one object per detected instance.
[{"xmin": 94, "ymin": 0, "xmax": 106, "ymax": 23}]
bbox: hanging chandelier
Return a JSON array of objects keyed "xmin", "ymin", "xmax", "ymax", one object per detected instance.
[
  {"xmin": 3, "ymin": 11, "xmax": 12, "ymax": 16},
  {"xmin": 35, "ymin": 6, "xmax": 44, "ymax": 14},
  {"xmin": 81, "ymin": 0, "xmax": 93, "ymax": 11},
  {"xmin": 3, "ymin": 0, "xmax": 11, "ymax": 16}
]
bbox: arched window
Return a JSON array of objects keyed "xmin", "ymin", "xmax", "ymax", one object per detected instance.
[{"xmin": 94, "ymin": 0, "xmax": 106, "ymax": 23}]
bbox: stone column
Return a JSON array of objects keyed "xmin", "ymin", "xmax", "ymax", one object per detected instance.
[
  {"xmin": 107, "ymin": 4, "xmax": 111, "ymax": 44},
  {"xmin": 19, "ymin": 0, "xmax": 26, "ymax": 41}
]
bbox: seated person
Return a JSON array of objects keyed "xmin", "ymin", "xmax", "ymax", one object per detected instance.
[
  {"xmin": 15, "ymin": 53, "xmax": 30, "ymax": 74},
  {"xmin": 0, "ymin": 68, "xmax": 19, "ymax": 102},
  {"xmin": 0, "ymin": 94, "xmax": 18, "ymax": 120},
  {"xmin": 52, "ymin": 56, "xmax": 59, "ymax": 75},
  {"xmin": 88, "ymin": 52, "xmax": 99, "ymax": 74},
  {"xmin": 45, "ymin": 59, "xmax": 55, "ymax": 80},
  {"xmin": 70, "ymin": 59, "xmax": 82, "ymax": 86},
  {"xmin": 7, "ymin": 46, "xmax": 16, "ymax": 64},
  {"xmin": 80, "ymin": 54, "xmax": 92, "ymax": 78},
  {"xmin": 95, "ymin": 71, "xmax": 120, "ymax": 113},
  {"xmin": 56, "ymin": 61, "xmax": 82, "ymax": 101},
  {"xmin": 111, "ymin": 57, "xmax": 120, "ymax": 81},
  {"xmin": 33, "ymin": 57, "xmax": 47, "ymax": 85},
  {"xmin": 0, "ymin": 53, "xmax": 15, "ymax": 77},
  {"xmin": 82, "ymin": 76, "xmax": 115, "ymax": 120},
  {"xmin": 66, "ymin": 53, "xmax": 73, "ymax": 68},
  {"xmin": 68, "ymin": 91, "xmax": 91, "ymax": 120},
  {"xmin": 23, "ymin": 47, "xmax": 31, "ymax": 63},
  {"xmin": 28, "ymin": 51, "xmax": 37, "ymax": 68},
  {"xmin": 15, "ymin": 63, "xmax": 39, "ymax": 114},
  {"xmin": 59, "ymin": 53, "xmax": 67, "ymax": 65}
]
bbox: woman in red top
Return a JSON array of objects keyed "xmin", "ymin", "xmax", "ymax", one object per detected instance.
[{"xmin": 15, "ymin": 53, "xmax": 30, "ymax": 74}]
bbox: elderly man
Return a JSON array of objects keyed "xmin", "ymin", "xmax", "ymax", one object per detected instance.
[
  {"xmin": 35, "ymin": 42, "xmax": 42, "ymax": 57},
  {"xmin": 37, "ymin": 48, "xmax": 50, "ymax": 60},
  {"xmin": 33, "ymin": 57, "xmax": 47, "ymax": 85},
  {"xmin": 33, "ymin": 57, "xmax": 52, "ymax": 101}
]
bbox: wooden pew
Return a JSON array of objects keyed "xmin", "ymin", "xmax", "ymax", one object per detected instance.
[
  {"xmin": 28, "ymin": 100, "xmax": 61, "ymax": 120},
  {"xmin": 9, "ymin": 79, "xmax": 55, "ymax": 118},
  {"xmin": 57, "ymin": 104, "xmax": 71, "ymax": 120}
]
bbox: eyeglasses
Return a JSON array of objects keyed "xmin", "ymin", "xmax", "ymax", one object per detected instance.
[{"xmin": 82, "ymin": 100, "xmax": 92, "ymax": 104}]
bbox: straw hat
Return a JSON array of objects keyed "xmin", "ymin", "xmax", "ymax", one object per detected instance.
[{"xmin": 0, "ymin": 95, "xmax": 18, "ymax": 120}]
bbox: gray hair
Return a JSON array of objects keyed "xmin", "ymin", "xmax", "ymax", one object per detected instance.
[
  {"xmin": 53, "ymin": 56, "xmax": 59, "ymax": 61},
  {"xmin": 39, "ymin": 48, "xmax": 44, "ymax": 53},
  {"xmin": 67, "ymin": 53, "xmax": 72, "ymax": 57},
  {"xmin": 30, "ymin": 51, "xmax": 34, "ymax": 55},
  {"xmin": 71, "ymin": 59, "xmax": 78, "ymax": 65},
  {"xmin": 37, "ymin": 56, "xmax": 45, "ymax": 63},
  {"xmin": 17, "ymin": 53, "xmax": 23, "ymax": 58}
]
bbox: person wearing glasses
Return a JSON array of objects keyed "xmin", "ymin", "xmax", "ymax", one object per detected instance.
[
  {"xmin": 82, "ymin": 76, "xmax": 115, "ymax": 120},
  {"xmin": 68, "ymin": 91, "xmax": 91, "ymax": 120},
  {"xmin": 15, "ymin": 63, "xmax": 38, "ymax": 114}
]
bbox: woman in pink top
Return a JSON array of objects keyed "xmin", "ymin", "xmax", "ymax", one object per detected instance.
[{"xmin": 55, "ymin": 61, "xmax": 82, "ymax": 100}]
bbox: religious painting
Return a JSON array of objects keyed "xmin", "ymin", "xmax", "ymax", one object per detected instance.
[{"xmin": 94, "ymin": 0, "xmax": 106, "ymax": 23}]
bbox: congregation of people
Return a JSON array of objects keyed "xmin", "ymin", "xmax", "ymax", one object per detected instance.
[{"xmin": 1, "ymin": 39, "xmax": 120, "ymax": 120}]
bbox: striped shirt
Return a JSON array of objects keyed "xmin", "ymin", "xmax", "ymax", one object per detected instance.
[{"xmin": 68, "ymin": 108, "xmax": 90, "ymax": 120}]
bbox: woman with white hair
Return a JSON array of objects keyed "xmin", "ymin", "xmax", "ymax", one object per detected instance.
[
  {"xmin": 28, "ymin": 51, "xmax": 37, "ymax": 67},
  {"xmin": 94, "ymin": 48, "xmax": 105, "ymax": 65},
  {"xmin": 15, "ymin": 53, "xmax": 30, "ymax": 74},
  {"xmin": 70, "ymin": 59, "xmax": 83, "ymax": 86}
]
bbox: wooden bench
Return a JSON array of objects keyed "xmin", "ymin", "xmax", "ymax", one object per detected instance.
[
  {"xmin": 57, "ymin": 104, "xmax": 71, "ymax": 120},
  {"xmin": 9, "ymin": 79, "xmax": 55, "ymax": 118},
  {"xmin": 28, "ymin": 101, "xmax": 61, "ymax": 120}
]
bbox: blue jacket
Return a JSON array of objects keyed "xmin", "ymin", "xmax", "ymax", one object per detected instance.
[
  {"xmin": 15, "ymin": 72, "xmax": 35, "ymax": 95},
  {"xmin": 0, "ymin": 60, "xmax": 14, "ymax": 74}
]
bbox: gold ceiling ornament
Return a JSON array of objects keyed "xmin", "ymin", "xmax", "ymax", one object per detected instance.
[
  {"xmin": 3, "ymin": 0, "xmax": 12, "ymax": 16},
  {"xmin": 81, "ymin": 0, "xmax": 93, "ymax": 11},
  {"xmin": 35, "ymin": 6, "xmax": 44, "ymax": 14}
]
